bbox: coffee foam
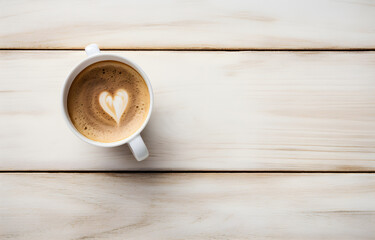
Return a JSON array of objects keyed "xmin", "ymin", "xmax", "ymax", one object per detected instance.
[
  {"xmin": 99, "ymin": 89, "xmax": 129, "ymax": 125},
  {"xmin": 67, "ymin": 61, "xmax": 150, "ymax": 143}
]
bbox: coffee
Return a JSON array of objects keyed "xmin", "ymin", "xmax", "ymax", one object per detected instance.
[{"xmin": 67, "ymin": 60, "xmax": 150, "ymax": 143}]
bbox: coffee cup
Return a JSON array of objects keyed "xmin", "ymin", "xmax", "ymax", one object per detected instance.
[{"xmin": 61, "ymin": 44, "xmax": 153, "ymax": 161}]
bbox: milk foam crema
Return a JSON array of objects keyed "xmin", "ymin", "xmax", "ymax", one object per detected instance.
[
  {"xmin": 67, "ymin": 61, "xmax": 150, "ymax": 143},
  {"xmin": 99, "ymin": 89, "xmax": 129, "ymax": 125}
]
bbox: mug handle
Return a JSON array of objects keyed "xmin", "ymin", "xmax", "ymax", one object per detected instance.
[
  {"xmin": 128, "ymin": 135, "xmax": 149, "ymax": 161},
  {"xmin": 84, "ymin": 43, "xmax": 149, "ymax": 161},
  {"xmin": 85, "ymin": 43, "xmax": 101, "ymax": 56}
]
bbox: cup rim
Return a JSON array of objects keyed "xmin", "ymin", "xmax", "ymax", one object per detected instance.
[{"xmin": 61, "ymin": 53, "xmax": 154, "ymax": 147}]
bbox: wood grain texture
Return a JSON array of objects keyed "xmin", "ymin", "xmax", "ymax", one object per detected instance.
[
  {"xmin": 1, "ymin": 51, "xmax": 375, "ymax": 171},
  {"xmin": 1, "ymin": 173, "xmax": 374, "ymax": 239},
  {"xmin": 1, "ymin": 0, "xmax": 375, "ymax": 49}
]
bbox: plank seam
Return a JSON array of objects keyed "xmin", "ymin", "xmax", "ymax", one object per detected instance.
[{"xmin": 0, "ymin": 171, "xmax": 374, "ymax": 173}]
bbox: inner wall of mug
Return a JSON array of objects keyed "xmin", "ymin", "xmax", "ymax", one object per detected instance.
[{"xmin": 62, "ymin": 54, "xmax": 153, "ymax": 147}]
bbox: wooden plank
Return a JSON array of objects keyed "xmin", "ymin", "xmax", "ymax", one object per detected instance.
[
  {"xmin": 1, "ymin": 0, "xmax": 375, "ymax": 49},
  {"xmin": 1, "ymin": 173, "xmax": 374, "ymax": 239},
  {"xmin": 1, "ymin": 51, "xmax": 375, "ymax": 171}
]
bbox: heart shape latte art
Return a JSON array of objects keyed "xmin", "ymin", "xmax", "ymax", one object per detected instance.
[{"xmin": 99, "ymin": 89, "xmax": 129, "ymax": 124}]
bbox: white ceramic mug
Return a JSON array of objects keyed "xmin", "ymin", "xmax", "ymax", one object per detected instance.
[{"xmin": 61, "ymin": 44, "xmax": 153, "ymax": 161}]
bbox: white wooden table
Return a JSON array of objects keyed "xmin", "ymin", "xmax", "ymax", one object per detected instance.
[{"xmin": 1, "ymin": 0, "xmax": 375, "ymax": 239}]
